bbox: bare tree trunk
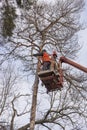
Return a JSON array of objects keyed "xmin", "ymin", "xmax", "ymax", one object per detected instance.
[{"xmin": 29, "ymin": 72, "xmax": 39, "ymax": 130}]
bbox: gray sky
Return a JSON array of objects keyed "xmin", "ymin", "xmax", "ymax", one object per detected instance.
[{"xmin": 77, "ymin": 0, "xmax": 87, "ymax": 67}]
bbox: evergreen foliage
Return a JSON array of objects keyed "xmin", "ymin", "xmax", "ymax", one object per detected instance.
[
  {"xmin": 16, "ymin": 0, "xmax": 22, "ymax": 7},
  {"xmin": 2, "ymin": 6, "xmax": 17, "ymax": 38},
  {"xmin": 16, "ymin": 0, "xmax": 34, "ymax": 8}
]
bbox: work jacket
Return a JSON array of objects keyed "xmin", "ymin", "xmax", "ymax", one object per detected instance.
[
  {"xmin": 33, "ymin": 52, "xmax": 51, "ymax": 62},
  {"xmin": 42, "ymin": 52, "xmax": 51, "ymax": 62}
]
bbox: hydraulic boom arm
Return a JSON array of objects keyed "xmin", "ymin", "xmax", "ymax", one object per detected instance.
[{"xmin": 60, "ymin": 56, "xmax": 87, "ymax": 73}]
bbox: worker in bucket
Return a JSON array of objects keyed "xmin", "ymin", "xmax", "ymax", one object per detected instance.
[
  {"xmin": 33, "ymin": 49, "xmax": 51, "ymax": 70},
  {"xmin": 50, "ymin": 51, "xmax": 58, "ymax": 71}
]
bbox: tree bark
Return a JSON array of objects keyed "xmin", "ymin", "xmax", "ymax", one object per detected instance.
[{"xmin": 29, "ymin": 69, "xmax": 39, "ymax": 130}]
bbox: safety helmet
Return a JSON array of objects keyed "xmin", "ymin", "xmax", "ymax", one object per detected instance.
[
  {"xmin": 53, "ymin": 51, "xmax": 57, "ymax": 56},
  {"xmin": 42, "ymin": 49, "xmax": 46, "ymax": 53}
]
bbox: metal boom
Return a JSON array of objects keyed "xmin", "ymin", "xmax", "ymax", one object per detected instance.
[{"xmin": 60, "ymin": 56, "xmax": 87, "ymax": 73}]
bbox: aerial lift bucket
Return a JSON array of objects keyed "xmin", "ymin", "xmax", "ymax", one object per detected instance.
[{"xmin": 38, "ymin": 66, "xmax": 63, "ymax": 93}]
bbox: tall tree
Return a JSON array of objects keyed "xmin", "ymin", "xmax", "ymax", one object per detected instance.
[{"xmin": 0, "ymin": 0, "xmax": 87, "ymax": 130}]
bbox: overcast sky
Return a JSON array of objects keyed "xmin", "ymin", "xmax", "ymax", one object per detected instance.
[{"xmin": 77, "ymin": 0, "xmax": 87, "ymax": 67}]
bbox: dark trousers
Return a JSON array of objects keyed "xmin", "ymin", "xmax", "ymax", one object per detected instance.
[{"xmin": 43, "ymin": 61, "xmax": 51, "ymax": 70}]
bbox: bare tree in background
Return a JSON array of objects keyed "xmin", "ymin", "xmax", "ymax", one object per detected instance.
[
  {"xmin": 0, "ymin": 0, "xmax": 87, "ymax": 130},
  {"xmin": 0, "ymin": 62, "xmax": 31, "ymax": 130},
  {"xmin": 0, "ymin": 63, "xmax": 18, "ymax": 129}
]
